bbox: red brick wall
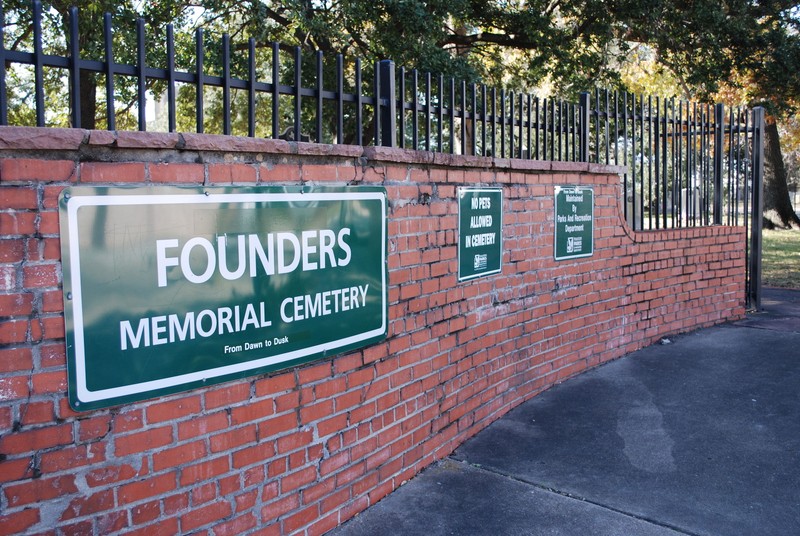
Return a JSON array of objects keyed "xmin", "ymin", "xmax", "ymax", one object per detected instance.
[{"xmin": 0, "ymin": 127, "xmax": 745, "ymax": 535}]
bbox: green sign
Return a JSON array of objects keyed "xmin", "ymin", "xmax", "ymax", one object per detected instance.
[
  {"xmin": 59, "ymin": 186, "xmax": 387, "ymax": 410},
  {"xmin": 458, "ymin": 187, "xmax": 503, "ymax": 281},
  {"xmin": 554, "ymin": 186, "xmax": 594, "ymax": 260}
]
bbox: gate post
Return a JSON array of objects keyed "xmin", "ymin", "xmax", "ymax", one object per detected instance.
[
  {"xmin": 749, "ymin": 107, "xmax": 765, "ymax": 311},
  {"xmin": 378, "ymin": 60, "xmax": 397, "ymax": 147},
  {"xmin": 713, "ymin": 103, "xmax": 725, "ymax": 224},
  {"xmin": 579, "ymin": 92, "xmax": 590, "ymax": 163}
]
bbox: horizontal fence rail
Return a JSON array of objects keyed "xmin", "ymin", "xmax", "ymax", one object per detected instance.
[{"xmin": 0, "ymin": 1, "xmax": 764, "ymax": 308}]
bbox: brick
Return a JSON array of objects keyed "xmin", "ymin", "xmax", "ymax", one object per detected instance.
[
  {"xmin": 114, "ymin": 426, "xmax": 173, "ymax": 457},
  {"xmin": 37, "ymin": 210, "xmax": 60, "ymax": 234},
  {"xmin": 4, "ymin": 475, "xmax": 78, "ymax": 507},
  {"xmin": 0, "ymin": 212, "xmax": 36, "ymax": 235},
  {"xmin": 0, "ymin": 239, "xmax": 26, "ymax": 262},
  {"xmin": 30, "ymin": 369, "xmax": 67, "ymax": 395},
  {"xmin": 39, "ymin": 343, "xmax": 66, "ymax": 367},
  {"xmin": 0, "ymin": 320, "xmax": 27, "ymax": 345},
  {"xmin": 0, "ymin": 186, "xmax": 38, "ymax": 209},
  {"xmin": 0, "ymin": 508, "xmax": 39, "ymax": 535},
  {"xmin": 20, "ymin": 400, "xmax": 54, "ymax": 425},
  {"xmin": 118, "ymin": 473, "xmax": 178, "ymax": 505},
  {"xmin": 120, "ymin": 517, "xmax": 179, "ymax": 536},
  {"xmin": 210, "ymin": 424, "xmax": 256, "ymax": 452},
  {"xmin": 0, "ymin": 456, "xmax": 35, "ymax": 483},
  {"xmin": 0, "ymin": 292, "xmax": 33, "ymax": 317},
  {"xmin": 211, "ymin": 512, "xmax": 258, "ymax": 536},
  {"xmin": 149, "ymin": 162, "xmax": 204, "ymax": 183},
  {"xmin": 179, "ymin": 456, "xmax": 229, "ymax": 486},
  {"xmin": 40, "ymin": 443, "xmax": 105, "ymax": 474},
  {"xmin": 153, "ymin": 440, "xmax": 207, "ymax": 472},
  {"xmin": 80, "ymin": 162, "xmax": 145, "ymax": 183},
  {"xmin": 60, "ymin": 489, "xmax": 115, "ymax": 521},
  {"xmin": 204, "ymin": 382, "xmax": 250, "ymax": 409},
  {"xmin": 1, "ymin": 158, "xmax": 75, "ymax": 182},
  {"xmin": 177, "ymin": 411, "xmax": 229, "ymax": 440},
  {"xmin": 232, "ymin": 442, "xmax": 277, "ymax": 469},
  {"xmin": 0, "ymin": 423, "xmax": 73, "ymax": 454},
  {"xmin": 146, "ymin": 395, "xmax": 202, "ymax": 424},
  {"xmin": 282, "ymin": 504, "xmax": 319, "ymax": 534},
  {"xmin": 22, "ymin": 263, "xmax": 60, "ymax": 288},
  {"xmin": 180, "ymin": 500, "xmax": 232, "ymax": 532},
  {"xmin": 130, "ymin": 499, "xmax": 161, "ymax": 525},
  {"xmin": 208, "ymin": 163, "xmax": 257, "ymax": 184},
  {"xmin": 0, "ymin": 347, "xmax": 33, "ymax": 372}
]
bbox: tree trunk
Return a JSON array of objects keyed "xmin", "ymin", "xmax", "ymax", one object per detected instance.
[
  {"xmin": 763, "ymin": 117, "xmax": 800, "ymax": 229},
  {"xmin": 79, "ymin": 71, "xmax": 97, "ymax": 130}
]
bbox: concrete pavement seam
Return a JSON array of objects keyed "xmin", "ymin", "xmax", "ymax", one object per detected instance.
[{"xmin": 449, "ymin": 456, "xmax": 701, "ymax": 536}]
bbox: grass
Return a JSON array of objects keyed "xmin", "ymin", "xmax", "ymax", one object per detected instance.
[{"xmin": 761, "ymin": 229, "xmax": 800, "ymax": 289}]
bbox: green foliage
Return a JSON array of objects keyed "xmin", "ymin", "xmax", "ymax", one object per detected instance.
[{"xmin": 762, "ymin": 229, "xmax": 800, "ymax": 288}]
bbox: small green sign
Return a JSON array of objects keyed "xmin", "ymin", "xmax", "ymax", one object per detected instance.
[
  {"xmin": 59, "ymin": 186, "xmax": 387, "ymax": 410},
  {"xmin": 554, "ymin": 186, "xmax": 594, "ymax": 261},
  {"xmin": 458, "ymin": 187, "xmax": 503, "ymax": 281}
]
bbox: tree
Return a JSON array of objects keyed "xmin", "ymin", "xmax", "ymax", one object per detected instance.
[{"xmin": 614, "ymin": 0, "xmax": 800, "ymax": 228}]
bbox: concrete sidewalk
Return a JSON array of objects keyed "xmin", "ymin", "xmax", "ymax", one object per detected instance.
[{"xmin": 330, "ymin": 288, "xmax": 800, "ymax": 536}]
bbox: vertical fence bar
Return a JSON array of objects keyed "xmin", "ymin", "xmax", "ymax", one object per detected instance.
[
  {"xmin": 613, "ymin": 91, "xmax": 619, "ymax": 165},
  {"xmin": 422, "ymin": 73, "xmax": 429, "ymax": 150},
  {"xmin": 68, "ymin": 7, "xmax": 80, "ymax": 129},
  {"xmin": 374, "ymin": 62, "xmax": 381, "ymax": 146},
  {"xmin": 526, "ymin": 94, "xmax": 532, "ymax": 159},
  {"xmin": 729, "ymin": 108, "xmax": 736, "ymax": 226},
  {"xmin": 378, "ymin": 60, "xmax": 396, "ymax": 147},
  {"xmin": 449, "ymin": 77, "xmax": 455, "ymax": 153},
  {"xmin": 518, "ymin": 93, "xmax": 524, "ymax": 158},
  {"xmin": 336, "ymin": 54, "xmax": 344, "ymax": 144},
  {"xmin": 579, "ymin": 92, "xmax": 590, "ymax": 163},
  {"xmin": 103, "ymin": 13, "xmax": 115, "ymax": 130},
  {"xmin": 0, "ymin": 1, "xmax": 6, "ymax": 125},
  {"xmin": 248, "ymin": 39, "xmax": 257, "ymax": 137},
  {"xmin": 399, "ymin": 67, "xmax": 406, "ymax": 149},
  {"xmin": 315, "ymin": 50, "xmax": 323, "ymax": 143},
  {"xmin": 714, "ymin": 103, "xmax": 725, "ymax": 224},
  {"xmin": 648, "ymin": 95, "xmax": 653, "ymax": 229},
  {"xmin": 196, "ymin": 30, "xmax": 205, "ymax": 133},
  {"xmin": 508, "ymin": 90, "xmax": 513, "ymax": 158},
  {"xmin": 412, "ymin": 70, "xmax": 419, "ymax": 150},
  {"xmin": 33, "ymin": 1, "xmax": 45, "ymax": 126},
  {"xmin": 293, "ymin": 46, "xmax": 301, "ymax": 141},
  {"xmin": 623, "ymin": 92, "xmax": 629, "ymax": 223},
  {"xmin": 535, "ymin": 97, "xmax": 540, "ymax": 159},
  {"xmin": 471, "ymin": 83, "xmax": 477, "ymax": 156},
  {"xmin": 461, "ymin": 80, "xmax": 467, "ymax": 155},
  {"xmin": 542, "ymin": 98, "xmax": 552, "ymax": 160},
  {"xmin": 604, "ymin": 89, "xmax": 610, "ymax": 164},
  {"xmin": 491, "ymin": 87, "xmax": 497, "ymax": 157},
  {"xmin": 501, "ymin": 89, "xmax": 507, "ymax": 157},
  {"xmin": 653, "ymin": 96, "xmax": 660, "ymax": 227},
  {"xmin": 136, "ymin": 19, "xmax": 146, "ymax": 131},
  {"xmin": 662, "ymin": 98, "xmax": 668, "ymax": 228},
  {"xmin": 557, "ymin": 99, "xmax": 563, "ymax": 161},
  {"xmin": 632, "ymin": 94, "xmax": 639, "ymax": 229},
  {"xmin": 222, "ymin": 34, "xmax": 231, "ymax": 135},
  {"xmin": 437, "ymin": 74, "xmax": 443, "ymax": 152},
  {"xmin": 271, "ymin": 42, "xmax": 279, "ymax": 138},
  {"xmin": 593, "ymin": 89, "xmax": 600, "ymax": 164},
  {"xmin": 749, "ymin": 107, "xmax": 765, "ymax": 310},
  {"xmin": 549, "ymin": 98, "xmax": 555, "ymax": 161},
  {"xmin": 355, "ymin": 58, "xmax": 363, "ymax": 146},
  {"xmin": 481, "ymin": 85, "xmax": 487, "ymax": 156}
]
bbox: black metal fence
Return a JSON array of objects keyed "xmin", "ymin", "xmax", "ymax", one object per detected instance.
[{"xmin": 0, "ymin": 1, "xmax": 764, "ymax": 309}]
